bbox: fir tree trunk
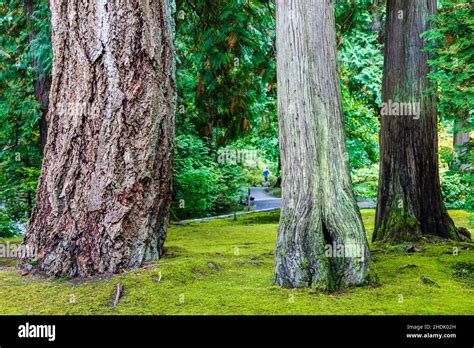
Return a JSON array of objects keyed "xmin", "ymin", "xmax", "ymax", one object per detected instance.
[
  {"xmin": 274, "ymin": 0, "xmax": 370, "ymax": 291},
  {"xmin": 19, "ymin": 0, "xmax": 176, "ymax": 277},
  {"xmin": 373, "ymin": 0, "xmax": 461, "ymax": 242}
]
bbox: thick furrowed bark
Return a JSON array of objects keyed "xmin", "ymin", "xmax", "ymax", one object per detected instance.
[
  {"xmin": 373, "ymin": 0, "xmax": 461, "ymax": 242},
  {"xmin": 18, "ymin": 0, "xmax": 176, "ymax": 277},
  {"xmin": 274, "ymin": 0, "xmax": 370, "ymax": 291}
]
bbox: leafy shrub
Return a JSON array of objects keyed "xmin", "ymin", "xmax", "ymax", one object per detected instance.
[
  {"xmin": 351, "ymin": 165, "xmax": 379, "ymax": 199},
  {"xmin": 343, "ymin": 88, "xmax": 380, "ymax": 169},
  {"xmin": 175, "ymin": 167, "xmax": 219, "ymax": 216},
  {"xmin": 440, "ymin": 171, "xmax": 469, "ymax": 209},
  {"xmin": 216, "ymin": 163, "xmax": 245, "ymax": 209},
  {"xmin": 0, "ymin": 160, "xmax": 41, "ymax": 237},
  {"xmin": 0, "ymin": 209, "xmax": 20, "ymax": 238},
  {"xmin": 173, "ymin": 134, "xmax": 243, "ymax": 219}
]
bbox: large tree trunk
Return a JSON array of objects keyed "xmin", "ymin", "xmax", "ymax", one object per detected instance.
[
  {"xmin": 274, "ymin": 0, "xmax": 370, "ymax": 291},
  {"xmin": 373, "ymin": 0, "xmax": 461, "ymax": 242},
  {"xmin": 18, "ymin": 0, "xmax": 176, "ymax": 277},
  {"xmin": 24, "ymin": 0, "xmax": 51, "ymax": 153}
]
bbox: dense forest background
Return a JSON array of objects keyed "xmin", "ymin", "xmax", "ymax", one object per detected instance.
[{"xmin": 0, "ymin": 0, "xmax": 471, "ymax": 237}]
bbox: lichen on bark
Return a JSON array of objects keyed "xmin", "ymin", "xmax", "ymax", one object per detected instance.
[{"xmin": 274, "ymin": 0, "xmax": 371, "ymax": 291}]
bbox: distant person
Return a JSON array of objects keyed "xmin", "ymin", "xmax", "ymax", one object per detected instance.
[{"xmin": 263, "ymin": 167, "xmax": 271, "ymax": 186}]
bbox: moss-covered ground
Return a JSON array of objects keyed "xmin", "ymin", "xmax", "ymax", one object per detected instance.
[{"xmin": 0, "ymin": 209, "xmax": 472, "ymax": 315}]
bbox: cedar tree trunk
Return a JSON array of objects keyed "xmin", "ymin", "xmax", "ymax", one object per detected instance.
[
  {"xmin": 373, "ymin": 0, "xmax": 462, "ymax": 242},
  {"xmin": 274, "ymin": 0, "xmax": 370, "ymax": 291}
]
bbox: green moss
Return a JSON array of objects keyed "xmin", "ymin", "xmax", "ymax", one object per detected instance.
[
  {"xmin": 0, "ymin": 210, "xmax": 472, "ymax": 315},
  {"xmin": 376, "ymin": 208, "xmax": 421, "ymax": 242},
  {"xmin": 279, "ymin": 214, "xmax": 291, "ymax": 229},
  {"xmin": 300, "ymin": 259, "xmax": 308, "ymax": 270},
  {"xmin": 364, "ymin": 269, "xmax": 380, "ymax": 287},
  {"xmin": 451, "ymin": 262, "xmax": 474, "ymax": 287},
  {"xmin": 0, "ymin": 237, "xmax": 23, "ymax": 244},
  {"xmin": 446, "ymin": 223, "xmax": 460, "ymax": 241}
]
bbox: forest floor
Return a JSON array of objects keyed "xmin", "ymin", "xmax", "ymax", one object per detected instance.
[{"xmin": 0, "ymin": 210, "xmax": 472, "ymax": 315}]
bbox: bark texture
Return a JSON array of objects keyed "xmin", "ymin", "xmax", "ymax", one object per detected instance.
[
  {"xmin": 19, "ymin": 0, "xmax": 176, "ymax": 277},
  {"xmin": 373, "ymin": 0, "xmax": 461, "ymax": 242},
  {"xmin": 274, "ymin": 0, "xmax": 370, "ymax": 291}
]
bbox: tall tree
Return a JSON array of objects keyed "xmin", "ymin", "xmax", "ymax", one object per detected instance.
[
  {"xmin": 19, "ymin": 0, "xmax": 176, "ymax": 277},
  {"xmin": 373, "ymin": 0, "xmax": 463, "ymax": 241},
  {"xmin": 274, "ymin": 0, "xmax": 370, "ymax": 291}
]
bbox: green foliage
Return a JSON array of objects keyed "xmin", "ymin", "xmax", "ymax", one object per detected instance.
[
  {"xmin": 341, "ymin": 85, "xmax": 380, "ymax": 169},
  {"xmin": 175, "ymin": 0, "xmax": 276, "ymax": 149},
  {"xmin": 27, "ymin": 2, "xmax": 52, "ymax": 77},
  {"xmin": 338, "ymin": 8, "xmax": 384, "ymax": 106},
  {"xmin": 173, "ymin": 134, "xmax": 244, "ymax": 218},
  {"xmin": 0, "ymin": 209, "xmax": 19, "ymax": 237},
  {"xmin": 423, "ymin": 1, "xmax": 473, "ymax": 123},
  {"xmin": 423, "ymin": 1, "xmax": 473, "ymax": 210},
  {"xmin": 0, "ymin": 0, "xmax": 469, "ymax": 228},
  {"xmin": 0, "ymin": 0, "xmax": 47, "ymax": 236},
  {"xmin": 174, "ymin": 0, "xmax": 279, "ymax": 208},
  {"xmin": 222, "ymin": 135, "xmax": 279, "ymax": 187},
  {"xmin": 338, "ymin": 8, "xmax": 383, "ymax": 170},
  {"xmin": 437, "ymin": 143, "xmax": 469, "ymax": 209},
  {"xmin": 440, "ymin": 171, "xmax": 469, "ymax": 209},
  {"xmin": 352, "ymin": 165, "xmax": 379, "ymax": 199}
]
